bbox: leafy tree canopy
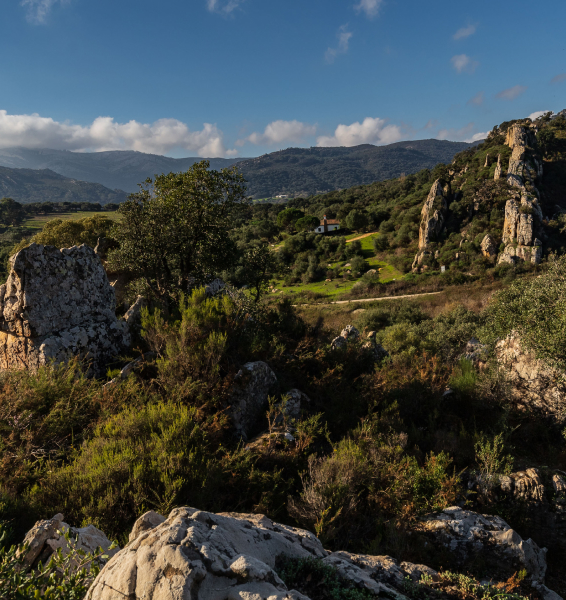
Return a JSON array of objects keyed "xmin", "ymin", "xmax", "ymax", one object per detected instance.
[{"xmin": 108, "ymin": 161, "xmax": 249, "ymax": 303}]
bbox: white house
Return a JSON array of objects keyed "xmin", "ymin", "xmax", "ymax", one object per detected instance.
[{"xmin": 314, "ymin": 216, "xmax": 340, "ymax": 234}]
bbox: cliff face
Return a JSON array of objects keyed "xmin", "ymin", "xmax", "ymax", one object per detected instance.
[
  {"xmin": 498, "ymin": 123, "xmax": 544, "ymax": 265},
  {"xmin": 412, "ymin": 178, "xmax": 450, "ymax": 270}
]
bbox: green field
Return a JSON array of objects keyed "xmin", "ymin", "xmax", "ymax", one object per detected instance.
[
  {"xmin": 271, "ymin": 232, "xmax": 405, "ymax": 300},
  {"xmin": 23, "ymin": 211, "xmax": 121, "ymax": 230}
]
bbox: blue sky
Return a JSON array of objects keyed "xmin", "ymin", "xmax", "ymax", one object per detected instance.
[{"xmin": 0, "ymin": 0, "xmax": 564, "ymax": 157}]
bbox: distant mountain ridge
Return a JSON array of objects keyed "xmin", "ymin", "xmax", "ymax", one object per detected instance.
[
  {"xmin": 0, "ymin": 166, "xmax": 128, "ymax": 205},
  {"xmin": 0, "ymin": 148, "xmax": 245, "ymax": 194},
  {"xmin": 0, "ymin": 139, "xmax": 479, "ymax": 201},
  {"xmin": 235, "ymin": 139, "xmax": 479, "ymax": 198}
]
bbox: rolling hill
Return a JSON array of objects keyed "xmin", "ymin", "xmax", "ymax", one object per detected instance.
[
  {"xmin": 0, "ymin": 140, "xmax": 478, "ymax": 200},
  {"xmin": 235, "ymin": 139, "xmax": 479, "ymax": 198},
  {"xmin": 0, "ymin": 167, "xmax": 128, "ymax": 205}
]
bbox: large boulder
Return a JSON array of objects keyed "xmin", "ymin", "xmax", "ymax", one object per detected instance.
[
  {"xmin": 420, "ymin": 506, "xmax": 548, "ymax": 583},
  {"xmin": 86, "ymin": 507, "xmax": 437, "ymax": 600},
  {"xmin": 229, "ymin": 361, "xmax": 278, "ymax": 438},
  {"xmin": 495, "ymin": 334, "xmax": 566, "ymax": 423},
  {"xmin": 0, "ymin": 244, "xmax": 130, "ymax": 376}
]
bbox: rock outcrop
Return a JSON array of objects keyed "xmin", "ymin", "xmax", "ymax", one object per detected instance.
[
  {"xmin": 420, "ymin": 506, "xmax": 548, "ymax": 583},
  {"xmin": 412, "ymin": 179, "xmax": 449, "ymax": 271},
  {"xmin": 480, "ymin": 234, "xmax": 497, "ymax": 259},
  {"xmin": 495, "ymin": 333, "xmax": 566, "ymax": 423},
  {"xmin": 86, "ymin": 507, "xmax": 439, "ymax": 600},
  {"xmin": 0, "ymin": 244, "xmax": 130, "ymax": 376},
  {"xmin": 18, "ymin": 513, "xmax": 118, "ymax": 572},
  {"xmin": 494, "ymin": 154, "xmax": 503, "ymax": 180},
  {"xmin": 498, "ymin": 123, "xmax": 544, "ymax": 265},
  {"xmin": 230, "ymin": 361, "xmax": 278, "ymax": 438},
  {"xmin": 86, "ymin": 506, "xmax": 563, "ymax": 600}
]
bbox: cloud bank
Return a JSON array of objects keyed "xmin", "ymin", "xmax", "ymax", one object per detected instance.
[
  {"xmin": 451, "ymin": 54, "xmax": 478, "ymax": 73},
  {"xmin": 354, "ymin": 0, "xmax": 383, "ymax": 18},
  {"xmin": 317, "ymin": 117, "xmax": 402, "ymax": 147},
  {"xmin": 551, "ymin": 73, "xmax": 566, "ymax": 84},
  {"xmin": 20, "ymin": 0, "xmax": 69, "ymax": 23},
  {"xmin": 325, "ymin": 25, "xmax": 353, "ymax": 63},
  {"xmin": 240, "ymin": 120, "xmax": 317, "ymax": 146},
  {"xmin": 0, "ymin": 110, "xmax": 236, "ymax": 157},
  {"xmin": 496, "ymin": 85, "xmax": 527, "ymax": 100}
]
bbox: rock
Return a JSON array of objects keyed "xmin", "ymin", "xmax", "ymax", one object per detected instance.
[
  {"xmin": 18, "ymin": 513, "xmax": 64, "ymax": 569},
  {"xmin": 124, "ymin": 295, "xmax": 148, "ymax": 327},
  {"xmin": 412, "ymin": 179, "xmax": 449, "ymax": 270},
  {"xmin": 205, "ymin": 278, "xmax": 225, "ymax": 296},
  {"xmin": 230, "ymin": 361, "xmax": 278, "ymax": 437},
  {"xmin": 495, "ymin": 334, "xmax": 566, "ymax": 423},
  {"xmin": 400, "ymin": 562, "xmax": 439, "ymax": 583},
  {"xmin": 420, "ymin": 506, "xmax": 548, "ymax": 582},
  {"xmin": 481, "ymin": 234, "xmax": 497, "ymax": 258},
  {"xmin": 340, "ymin": 324, "xmax": 360, "ymax": 340},
  {"xmin": 484, "ymin": 154, "xmax": 490, "ymax": 167},
  {"xmin": 103, "ymin": 352, "xmax": 156, "ymax": 389},
  {"xmin": 86, "ymin": 507, "xmax": 325, "ymax": 600},
  {"xmin": 362, "ymin": 340, "xmax": 390, "ymax": 362},
  {"xmin": 331, "ymin": 335, "xmax": 347, "ymax": 350},
  {"xmin": 19, "ymin": 513, "xmax": 117, "ymax": 572},
  {"xmin": 494, "ymin": 154, "xmax": 503, "ymax": 180},
  {"xmin": 552, "ymin": 474, "xmax": 566, "ymax": 496},
  {"xmin": 461, "ymin": 337, "xmax": 488, "ymax": 364},
  {"xmin": 87, "ymin": 507, "xmax": 444, "ymax": 600},
  {"xmin": 505, "ymin": 124, "xmax": 542, "ymax": 189},
  {"xmin": 129, "ymin": 511, "xmax": 166, "ymax": 543},
  {"xmin": 0, "ymin": 244, "xmax": 130, "ymax": 377},
  {"xmin": 284, "ymin": 389, "xmax": 310, "ymax": 419}
]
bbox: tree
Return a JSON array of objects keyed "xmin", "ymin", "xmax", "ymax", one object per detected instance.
[
  {"xmin": 277, "ymin": 208, "xmax": 303, "ymax": 231},
  {"xmin": 345, "ymin": 209, "xmax": 369, "ymax": 232},
  {"xmin": 536, "ymin": 128, "xmax": 558, "ymax": 158},
  {"xmin": 0, "ymin": 198, "xmax": 25, "ymax": 227},
  {"xmin": 108, "ymin": 161, "xmax": 249, "ymax": 303},
  {"xmin": 295, "ymin": 215, "xmax": 320, "ymax": 232},
  {"xmin": 240, "ymin": 243, "xmax": 278, "ymax": 302}
]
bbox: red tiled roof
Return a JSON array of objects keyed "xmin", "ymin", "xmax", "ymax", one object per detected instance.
[{"xmin": 319, "ymin": 219, "xmax": 340, "ymax": 225}]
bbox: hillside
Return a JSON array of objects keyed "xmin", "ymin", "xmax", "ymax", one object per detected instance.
[
  {"xmin": 0, "ymin": 148, "xmax": 245, "ymax": 193},
  {"xmin": 0, "ymin": 166, "xmax": 128, "ymax": 205},
  {"xmin": 236, "ymin": 139, "xmax": 478, "ymax": 198},
  {"xmin": 0, "ymin": 140, "xmax": 476, "ymax": 200}
]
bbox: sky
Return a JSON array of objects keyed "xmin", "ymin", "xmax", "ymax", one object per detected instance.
[{"xmin": 0, "ymin": 0, "xmax": 565, "ymax": 158}]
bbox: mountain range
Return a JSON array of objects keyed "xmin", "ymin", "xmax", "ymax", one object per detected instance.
[
  {"xmin": 0, "ymin": 139, "xmax": 478, "ymax": 203},
  {"xmin": 0, "ymin": 167, "xmax": 128, "ymax": 205}
]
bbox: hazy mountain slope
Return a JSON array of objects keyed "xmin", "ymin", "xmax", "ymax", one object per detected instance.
[
  {"xmin": 0, "ymin": 167, "xmax": 128, "ymax": 205},
  {"xmin": 236, "ymin": 140, "xmax": 478, "ymax": 198},
  {"xmin": 0, "ymin": 148, "xmax": 245, "ymax": 193}
]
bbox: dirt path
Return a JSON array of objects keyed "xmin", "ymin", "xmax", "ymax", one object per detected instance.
[
  {"xmin": 295, "ymin": 291, "xmax": 443, "ymax": 307},
  {"xmin": 346, "ymin": 231, "xmax": 378, "ymax": 243}
]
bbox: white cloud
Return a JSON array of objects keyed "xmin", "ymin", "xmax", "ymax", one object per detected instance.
[
  {"xmin": 437, "ymin": 122, "xmax": 485, "ymax": 142},
  {"xmin": 468, "ymin": 91, "xmax": 484, "ymax": 106},
  {"xmin": 240, "ymin": 120, "xmax": 317, "ymax": 146},
  {"xmin": 451, "ymin": 54, "xmax": 478, "ymax": 74},
  {"xmin": 453, "ymin": 24, "xmax": 477, "ymax": 40},
  {"xmin": 529, "ymin": 110, "xmax": 551, "ymax": 120},
  {"xmin": 496, "ymin": 85, "xmax": 527, "ymax": 100},
  {"xmin": 20, "ymin": 0, "xmax": 69, "ymax": 23},
  {"xmin": 354, "ymin": 0, "xmax": 383, "ymax": 18},
  {"xmin": 317, "ymin": 117, "xmax": 402, "ymax": 147},
  {"xmin": 206, "ymin": 0, "xmax": 245, "ymax": 16},
  {"xmin": 551, "ymin": 73, "xmax": 566, "ymax": 84},
  {"xmin": 325, "ymin": 25, "xmax": 353, "ymax": 63},
  {"xmin": 0, "ymin": 110, "xmax": 235, "ymax": 157}
]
